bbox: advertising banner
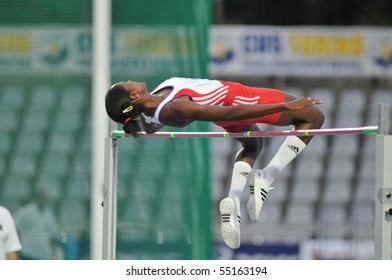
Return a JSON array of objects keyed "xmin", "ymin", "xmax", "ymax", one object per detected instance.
[
  {"xmin": 215, "ymin": 242, "xmax": 300, "ymax": 260},
  {"xmin": 300, "ymin": 239, "xmax": 374, "ymax": 259},
  {"xmin": 0, "ymin": 26, "xmax": 195, "ymax": 75},
  {"xmin": 1, "ymin": 26, "xmax": 391, "ymax": 77},
  {"xmin": 209, "ymin": 26, "xmax": 392, "ymax": 77}
]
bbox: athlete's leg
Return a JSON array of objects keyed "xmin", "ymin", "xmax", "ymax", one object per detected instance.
[
  {"xmin": 275, "ymin": 93, "xmax": 325, "ymax": 143},
  {"xmin": 220, "ymin": 124, "xmax": 262, "ymax": 249},
  {"xmin": 244, "ymin": 92, "xmax": 325, "ymax": 222},
  {"xmin": 262, "ymin": 92, "xmax": 325, "ymax": 186},
  {"xmin": 229, "ymin": 124, "xmax": 263, "ymax": 208}
]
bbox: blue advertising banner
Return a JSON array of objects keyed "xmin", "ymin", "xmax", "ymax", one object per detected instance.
[
  {"xmin": 209, "ymin": 26, "xmax": 392, "ymax": 77},
  {"xmin": 215, "ymin": 242, "xmax": 300, "ymax": 260}
]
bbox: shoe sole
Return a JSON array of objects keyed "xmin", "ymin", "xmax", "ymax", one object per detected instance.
[
  {"xmin": 219, "ymin": 197, "xmax": 240, "ymax": 249},
  {"xmin": 247, "ymin": 185, "xmax": 261, "ymax": 222},
  {"xmin": 247, "ymin": 171, "xmax": 267, "ymax": 222}
]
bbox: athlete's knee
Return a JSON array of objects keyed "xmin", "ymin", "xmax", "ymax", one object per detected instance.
[
  {"xmin": 235, "ymin": 138, "xmax": 263, "ymax": 161},
  {"xmin": 292, "ymin": 107, "xmax": 324, "ymax": 129},
  {"xmin": 311, "ymin": 108, "xmax": 325, "ymax": 128},
  {"xmin": 247, "ymin": 139, "xmax": 263, "ymax": 158}
]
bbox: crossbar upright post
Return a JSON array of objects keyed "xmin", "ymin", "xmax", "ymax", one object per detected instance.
[
  {"xmin": 102, "ymin": 137, "xmax": 118, "ymax": 260},
  {"xmin": 375, "ymin": 103, "xmax": 392, "ymax": 260}
]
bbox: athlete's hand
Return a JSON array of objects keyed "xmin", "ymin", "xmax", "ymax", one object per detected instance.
[{"xmin": 286, "ymin": 97, "xmax": 324, "ymax": 111}]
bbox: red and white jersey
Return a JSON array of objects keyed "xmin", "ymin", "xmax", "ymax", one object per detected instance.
[{"xmin": 142, "ymin": 77, "xmax": 284, "ymax": 131}]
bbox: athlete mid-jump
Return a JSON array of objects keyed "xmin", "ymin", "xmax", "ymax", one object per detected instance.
[{"xmin": 105, "ymin": 77, "xmax": 325, "ymax": 249}]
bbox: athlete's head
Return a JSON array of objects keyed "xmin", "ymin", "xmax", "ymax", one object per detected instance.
[{"xmin": 105, "ymin": 82, "xmax": 143, "ymax": 136}]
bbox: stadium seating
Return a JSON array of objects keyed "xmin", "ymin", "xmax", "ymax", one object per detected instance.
[
  {"xmin": 0, "ymin": 82, "xmax": 387, "ymax": 247},
  {"xmin": 211, "ymin": 86, "xmax": 383, "ymax": 244}
]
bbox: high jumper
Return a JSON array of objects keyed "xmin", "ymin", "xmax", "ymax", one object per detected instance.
[{"xmin": 105, "ymin": 77, "xmax": 324, "ymax": 249}]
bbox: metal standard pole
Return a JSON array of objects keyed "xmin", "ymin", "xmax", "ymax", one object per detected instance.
[
  {"xmin": 102, "ymin": 137, "xmax": 118, "ymax": 260},
  {"xmin": 375, "ymin": 103, "xmax": 392, "ymax": 260},
  {"xmin": 91, "ymin": 0, "xmax": 111, "ymax": 259}
]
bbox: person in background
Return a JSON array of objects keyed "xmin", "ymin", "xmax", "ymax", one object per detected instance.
[
  {"xmin": 14, "ymin": 188, "xmax": 60, "ymax": 260},
  {"xmin": 0, "ymin": 205, "xmax": 22, "ymax": 260}
]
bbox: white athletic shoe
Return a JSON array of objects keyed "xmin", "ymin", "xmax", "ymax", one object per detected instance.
[
  {"xmin": 219, "ymin": 197, "xmax": 241, "ymax": 249},
  {"xmin": 246, "ymin": 169, "xmax": 270, "ymax": 222}
]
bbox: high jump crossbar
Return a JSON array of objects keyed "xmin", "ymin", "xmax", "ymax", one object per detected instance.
[{"xmin": 111, "ymin": 125, "xmax": 379, "ymax": 138}]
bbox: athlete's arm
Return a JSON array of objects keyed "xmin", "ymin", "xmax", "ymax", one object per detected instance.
[
  {"xmin": 140, "ymin": 117, "xmax": 165, "ymax": 134},
  {"xmin": 161, "ymin": 96, "xmax": 323, "ymax": 122}
]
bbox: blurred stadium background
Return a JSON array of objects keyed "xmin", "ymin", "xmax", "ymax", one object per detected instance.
[{"xmin": 0, "ymin": 0, "xmax": 391, "ymax": 260}]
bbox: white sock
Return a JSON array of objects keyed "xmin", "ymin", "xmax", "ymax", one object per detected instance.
[
  {"xmin": 228, "ymin": 161, "xmax": 252, "ymax": 209},
  {"xmin": 263, "ymin": 136, "xmax": 306, "ymax": 186}
]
